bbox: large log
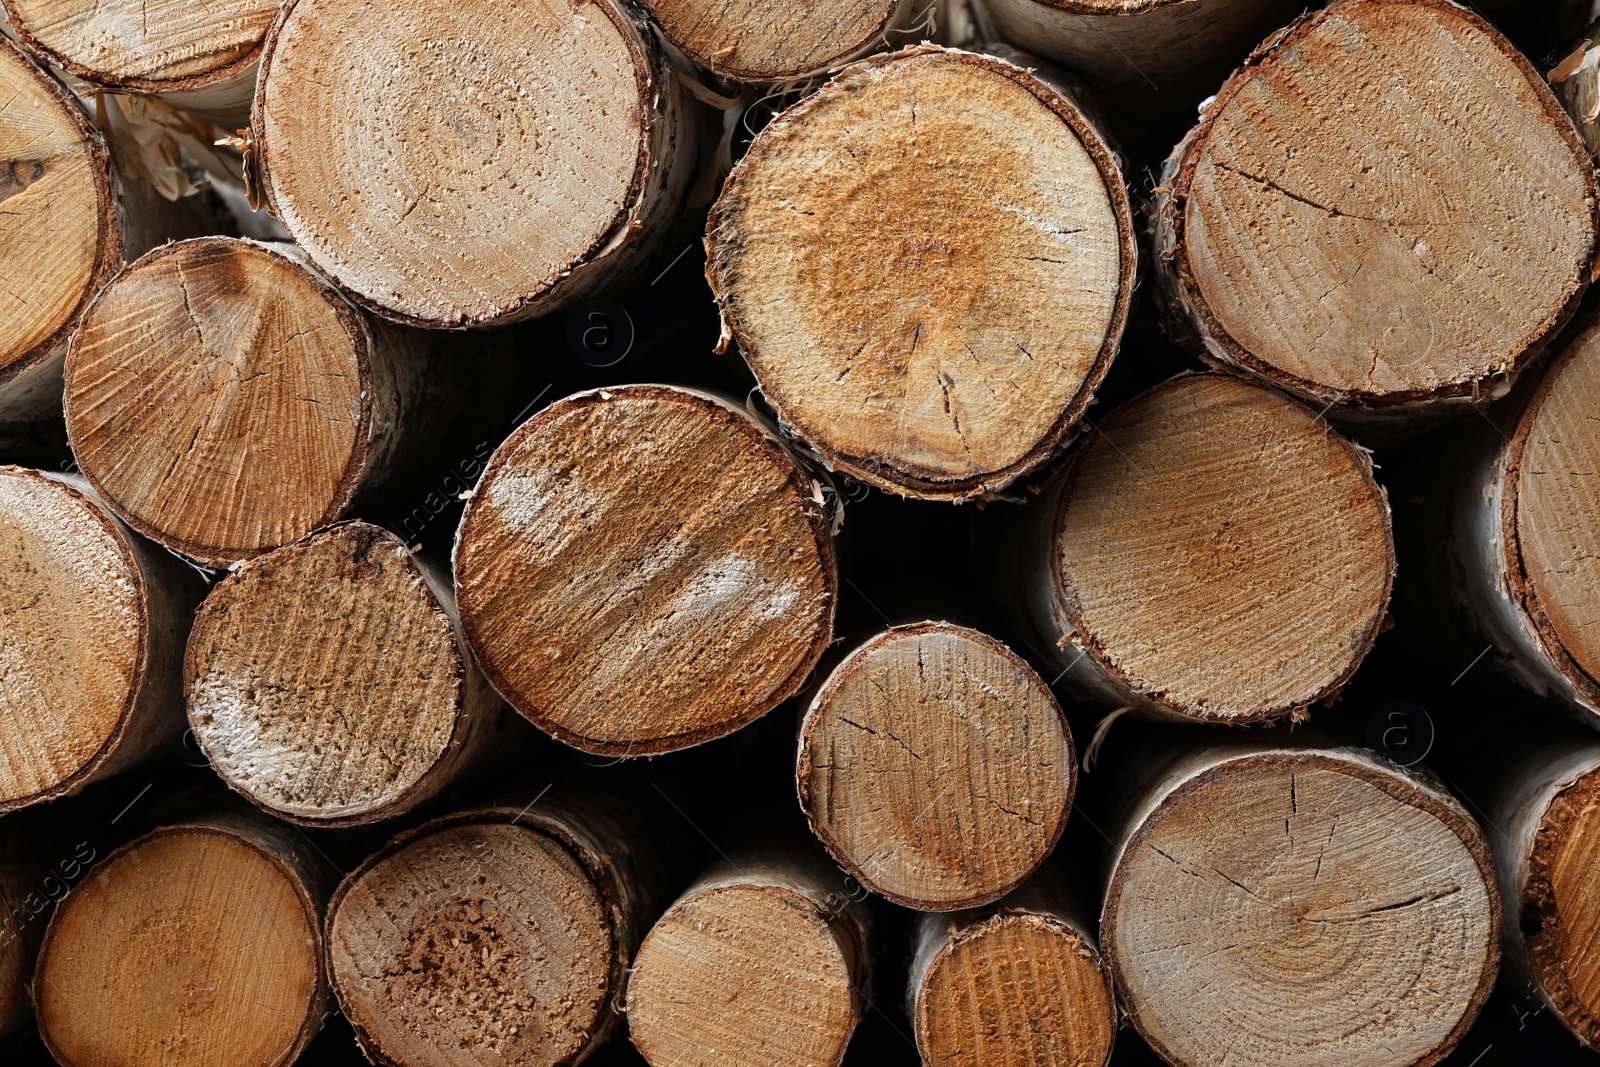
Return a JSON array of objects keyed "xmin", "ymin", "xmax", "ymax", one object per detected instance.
[
  {"xmin": 0, "ymin": 467, "xmax": 199, "ymax": 812},
  {"xmin": 1018, "ymin": 373, "xmax": 1393, "ymax": 725},
  {"xmin": 249, "ymin": 0, "xmax": 703, "ymax": 328},
  {"xmin": 1152, "ymin": 0, "xmax": 1600, "ymax": 429},
  {"xmin": 641, "ymin": 0, "xmax": 918, "ymax": 80},
  {"xmin": 707, "ymin": 44, "xmax": 1135, "ymax": 501}
]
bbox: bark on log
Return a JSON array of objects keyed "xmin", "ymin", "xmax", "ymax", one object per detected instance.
[
  {"xmin": 625, "ymin": 841, "xmax": 870, "ymax": 1067},
  {"xmin": 453, "ymin": 385, "xmax": 837, "ymax": 757},
  {"xmin": 64, "ymin": 236, "xmax": 443, "ymax": 568},
  {"xmin": 1552, "ymin": 20, "xmax": 1600, "ymax": 161},
  {"xmin": 33, "ymin": 811, "xmax": 329, "ymax": 1067},
  {"xmin": 0, "ymin": 36, "xmax": 209, "ymax": 450},
  {"xmin": 326, "ymin": 792, "xmax": 665, "ymax": 1067},
  {"xmin": 706, "ymin": 44, "xmax": 1135, "ymax": 501},
  {"xmin": 1101, "ymin": 740, "xmax": 1499, "ymax": 1067},
  {"xmin": 249, "ymin": 0, "xmax": 703, "ymax": 328},
  {"xmin": 795, "ymin": 621, "xmax": 1074, "ymax": 911},
  {"xmin": 0, "ymin": 466, "xmax": 200, "ymax": 812},
  {"xmin": 641, "ymin": 0, "xmax": 918, "ymax": 80},
  {"xmin": 1152, "ymin": 0, "xmax": 1600, "ymax": 427},
  {"xmin": 185, "ymin": 521, "xmax": 507, "ymax": 828},
  {"xmin": 1018, "ymin": 373, "xmax": 1393, "ymax": 725},
  {"xmin": 2, "ymin": 0, "xmax": 277, "ymax": 126},
  {"xmin": 907, "ymin": 864, "xmax": 1115, "ymax": 1067}
]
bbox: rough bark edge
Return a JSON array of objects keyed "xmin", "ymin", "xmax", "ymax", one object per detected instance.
[
  {"xmin": 654, "ymin": 0, "xmax": 919, "ymax": 81},
  {"xmin": 0, "ymin": 468, "xmax": 196, "ymax": 814},
  {"xmin": 795, "ymin": 620, "xmax": 1076, "ymax": 911},
  {"xmin": 1100, "ymin": 746, "xmax": 1501, "ymax": 1067},
  {"xmin": 705, "ymin": 43, "xmax": 1137, "ymax": 502},
  {"xmin": 249, "ymin": 0, "xmax": 702, "ymax": 329},
  {"xmin": 183, "ymin": 521, "xmax": 502, "ymax": 828},
  {"xmin": 33, "ymin": 817, "xmax": 328, "ymax": 1067},
  {"xmin": 1150, "ymin": 0, "xmax": 1600, "ymax": 416},
  {"xmin": 1029, "ymin": 371, "xmax": 1394, "ymax": 725},
  {"xmin": 454, "ymin": 384, "xmax": 839, "ymax": 757}
]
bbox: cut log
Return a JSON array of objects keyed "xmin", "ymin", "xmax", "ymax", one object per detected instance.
[
  {"xmin": 1552, "ymin": 22, "xmax": 1600, "ymax": 161},
  {"xmin": 795, "ymin": 621, "xmax": 1074, "ymax": 911},
  {"xmin": 1152, "ymin": 0, "xmax": 1600, "ymax": 425},
  {"xmin": 706, "ymin": 44, "xmax": 1135, "ymax": 501},
  {"xmin": 1020, "ymin": 373, "xmax": 1393, "ymax": 724},
  {"xmin": 642, "ymin": 0, "xmax": 916, "ymax": 80},
  {"xmin": 0, "ymin": 467, "xmax": 199, "ymax": 812},
  {"xmin": 33, "ymin": 812, "xmax": 328, "ymax": 1067},
  {"xmin": 64, "ymin": 236, "xmax": 441, "ymax": 568},
  {"xmin": 2, "ymin": 0, "xmax": 278, "ymax": 125},
  {"xmin": 625, "ymin": 841, "xmax": 870, "ymax": 1067},
  {"xmin": 1102, "ymin": 741, "xmax": 1499, "ymax": 1067},
  {"xmin": 453, "ymin": 385, "xmax": 836, "ymax": 757},
  {"xmin": 326, "ymin": 793, "xmax": 664, "ymax": 1067},
  {"xmin": 250, "ymin": 0, "xmax": 703, "ymax": 328},
  {"xmin": 908, "ymin": 866, "xmax": 1115, "ymax": 1067},
  {"xmin": 185, "ymin": 521, "xmax": 505, "ymax": 828}
]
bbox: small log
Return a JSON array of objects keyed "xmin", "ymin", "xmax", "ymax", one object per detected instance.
[
  {"xmin": 795, "ymin": 621, "xmax": 1074, "ymax": 911},
  {"xmin": 1152, "ymin": 0, "xmax": 1600, "ymax": 425},
  {"xmin": 907, "ymin": 864, "xmax": 1115, "ymax": 1067},
  {"xmin": 250, "ymin": 0, "xmax": 703, "ymax": 328},
  {"xmin": 326, "ymin": 793, "xmax": 664, "ymax": 1067},
  {"xmin": 34, "ymin": 811, "xmax": 329, "ymax": 1067},
  {"xmin": 1101, "ymin": 740, "xmax": 1499, "ymax": 1067},
  {"xmin": 642, "ymin": 0, "xmax": 917, "ymax": 80},
  {"xmin": 0, "ymin": 467, "xmax": 199, "ymax": 811},
  {"xmin": 453, "ymin": 385, "xmax": 836, "ymax": 757},
  {"xmin": 625, "ymin": 841, "xmax": 870, "ymax": 1067},
  {"xmin": 706, "ymin": 44, "xmax": 1135, "ymax": 501},
  {"xmin": 1019, "ymin": 373, "xmax": 1393, "ymax": 724},
  {"xmin": 185, "ymin": 521, "xmax": 506, "ymax": 828},
  {"xmin": 64, "ymin": 236, "xmax": 441, "ymax": 567}
]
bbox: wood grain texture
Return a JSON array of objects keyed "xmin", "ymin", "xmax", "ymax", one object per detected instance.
[
  {"xmin": 454, "ymin": 385, "xmax": 836, "ymax": 756},
  {"xmin": 186, "ymin": 522, "xmax": 504, "ymax": 827},
  {"xmin": 1028, "ymin": 373, "xmax": 1393, "ymax": 724},
  {"xmin": 34, "ymin": 814, "xmax": 327, "ymax": 1067},
  {"xmin": 707, "ymin": 45, "xmax": 1134, "ymax": 501},
  {"xmin": 643, "ymin": 0, "xmax": 913, "ymax": 79},
  {"xmin": 65, "ymin": 237, "xmax": 435, "ymax": 567},
  {"xmin": 625, "ymin": 843, "xmax": 870, "ymax": 1067},
  {"xmin": 1103, "ymin": 743, "xmax": 1499, "ymax": 1067},
  {"xmin": 251, "ymin": 0, "xmax": 702, "ymax": 328},
  {"xmin": 1153, "ymin": 0, "xmax": 1600, "ymax": 418},
  {"xmin": 796, "ymin": 622, "xmax": 1073, "ymax": 911},
  {"xmin": 0, "ymin": 467, "xmax": 198, "ymax": 811}
]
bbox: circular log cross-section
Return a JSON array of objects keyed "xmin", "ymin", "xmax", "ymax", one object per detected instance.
[
  {"xmin": 186, "ymin": 522, "xmax": 497, "ymax": 827},
  {"xmin": 641, "ymin": 0, "xmax": 909, "ymax": 80},
  {"xmin": 1155, "ymin": 0, "xmax": 1600, "ymax": 417},
  {"xmin": 65, "ymin": 237, "xmax": 423, "ymax": 568},
  {"xmin": 253, "ymin": 0, "xmax": 698, "ymax": 327},
  {"xmin": 0, "ymin": 467, "xmax": 193, "ymax": 812},
  {"xmin": 796, "ymin": 622, "xmax": 1074, "ymax": 911},
  {"xmin": 454, "ymin": 386, "xmax": 836, "ymax": 756},
  {"xmin": 1104, "ymin": 747, "xmax": 1499, "ymax": 1067},
  {"xmin": 34, "ymin": 819, "xmax": 326, "ymax": 1067},
  {"xmin": 1038, "ymin": 373, "xmax": 1393, "ymax": 724},
  {"xmin": 708, "ymin": 45, "xmax": 1135, "ymax": 500}
]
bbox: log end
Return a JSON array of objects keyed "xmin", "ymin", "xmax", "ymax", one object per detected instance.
[{"xmin": 643, "ymin": 0, "xmax": 904, "ymax": 80}]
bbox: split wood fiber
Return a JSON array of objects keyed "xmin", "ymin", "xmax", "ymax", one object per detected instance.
[
  {"xmin": 1553, "ymin": 22, "xmax": 1600, "ymax": 161},
  {"xmin": 796, "ymin": 621, "xmax": 1074, "ymax": 911},
  {"xmin": 34, "ymin": 813, "xmax": 328, "ymax": 1067},
  {"xmin": 185, "ymin": 521, "xmax": 504, "ymax": 828},
  {"xmin": 0, "ymin": 36, "xmax": 207, "ymax": 448},
  {"xmin": 1022, "ymin": 373, "xmax": 1393, "ymax": 724},
  {"xmin": 0, "ymin": 467, "xmax": 198, "ymax": 812},
  {"xmin": 625, "ymin": 842, "xmax": 870, "ymax": 1067},
  {"xmin": 3, "ymin": 0, "xmax": 278, "ymax": 125},
  {"xmin": 326, "ymin": 794, "xmax": 663, "ymax": 1067},
  {"xmin": 707, "ymin": 44, "xmax": 1135, "ymax": 501},
  {"xmin": 1487, "ymin": 742, "xmax": 1600, "ymax": 1050},
  {"xmin": 64, "ymin": 237, "xmax": 441, "ymax": 568},
  {"xmin": 1153, "ymin": 0, "xmax": 1600, "ymax": 422},
  {"xmin": 908, "ymin": 867, "xmax": 1115, "ymax": 1067},
  {"xmin": 1102, "ymin": 742, "xmax": 1499, "ymax": 1067},
  {"xmin": 641, "ymin": 0, "xmax": 917, "ymax": 80},
  {"xmin": 454, "ymin": 385, "xmax": 836, "ymax": 756},
  {"xmin": 250, "ymin": 0, "xmax": 702, "ymax": 328}
]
